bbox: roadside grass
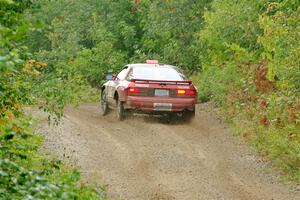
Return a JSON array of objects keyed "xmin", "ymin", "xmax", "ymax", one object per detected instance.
[
  {"xmin": 192, "ymin": 66, "xmax": 300, "ymax": 183},
  {"xmin": 81, "ymin": 87, "xmax": 101, "ymax": 103},
  {"xmin": 0, "ymin": 109, "xmax": 107, "ymax": 199}
]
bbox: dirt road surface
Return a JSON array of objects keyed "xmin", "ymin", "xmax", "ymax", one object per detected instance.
[{"xmin": 33, "ymin": 103, "xmax": 300, "ymax": 200}]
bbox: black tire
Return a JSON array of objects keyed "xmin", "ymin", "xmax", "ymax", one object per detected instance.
[
  {"xmin": 100, "ymin": 91, "xmax": 108, "ymax": 116},
  {"xmin": 183, "ymin": 110, "xmax": 195, "ymax": 122},
  {"xmin": 117, "ymin": 100, "xmax": 125, "ymax": 121}
]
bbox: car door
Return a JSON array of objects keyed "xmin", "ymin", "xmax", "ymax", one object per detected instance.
[{"xmin": 107, "ymin": 67, "xmax": 129, "ymax": 107}]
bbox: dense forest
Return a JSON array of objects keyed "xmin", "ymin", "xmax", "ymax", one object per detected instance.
[{"xmin": 0, "ymin": 0, "xmax": 299, "ymax": 198}]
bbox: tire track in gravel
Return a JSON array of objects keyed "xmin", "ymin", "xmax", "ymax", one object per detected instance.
[{"xmin": 34, "ymin": 103, "xmax": 300, "ymax": 200}]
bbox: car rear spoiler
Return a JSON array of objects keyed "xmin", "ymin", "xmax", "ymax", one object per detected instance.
[{"xmin": 130, "ymin": 79, "xmax": 192, "ymax": 85}]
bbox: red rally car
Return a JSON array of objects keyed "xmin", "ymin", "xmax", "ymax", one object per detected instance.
[{"xmin": 100, "ymin": 60, "xmax": 198, "ymax": 121}]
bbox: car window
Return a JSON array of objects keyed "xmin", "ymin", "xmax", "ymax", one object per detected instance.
[
  {"xmin": 128, "ymin": 66, "xmax": 186, "ymax": 81},
  {"xmin": 117, "ymin": 68, "xmax": 128, "ymax": 80}
]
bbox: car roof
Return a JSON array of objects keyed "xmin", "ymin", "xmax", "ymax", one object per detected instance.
[
  {"xmin": 125, "ymin": 63, "xmax": 187, "ymax": 80},
  {"xmin": 127, "ymin": 63, "xmax": 178, "ymax": 69}
]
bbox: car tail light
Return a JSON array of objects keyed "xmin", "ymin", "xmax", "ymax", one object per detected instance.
[
  {"xmin": 176, "ymin": 89, "xmax": 196, "ymax": 95},
  {"xmin": 128, "ymin": 82, "xmax": 145, "ymax": 96},
  {"xmin": 176, "ymin": 89, "xmax": 186, "ymax": 95},
  {"xmin": 128, "ymin": 87, "xmax": 139, "ymax": 94},
  {"xmin": 176, "ymin": 86, "xmax": 196, "ymax": 97}
]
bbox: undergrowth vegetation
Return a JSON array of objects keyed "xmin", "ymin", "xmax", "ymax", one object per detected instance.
[
  {"xmin": 194, "ymin": 0, "xmax": 300, "ymax": 181},
  {"xmin": 1, "ymin": 0, "xmax": 105, "ymax": 199},
  {"xmin": 1, "ymin": 0, "xmax": 300, "ymax": 198}
]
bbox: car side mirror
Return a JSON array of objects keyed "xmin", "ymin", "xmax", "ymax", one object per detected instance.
[
  {"xmin": 106, "ymin": 74, "xmax": 113, "ymax": 80},
  {"xmin": 105, "ymin": 74, "xmax": 117, "ymax": 81}
]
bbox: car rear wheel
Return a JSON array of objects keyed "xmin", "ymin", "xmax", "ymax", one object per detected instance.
[
  {"xmin": 183, "ymin": 109, "xmax": 195, "ymax": 122},
  {"xmin": 117, "ymin": 100, "xmax": 125, "ymax": 121},
  {"xmin": 100, "ymin": 91, "xmax": 109, "ymax": 116}
]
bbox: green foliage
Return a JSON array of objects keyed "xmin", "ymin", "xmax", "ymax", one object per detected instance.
[
  {"xmin": 259, "ymin": 4, "xmax": 300, "ymax": 93},
  {"xmin": 195, "ymin": 0, "xmax": 300, "ymax": 181},
  {"xmin": 194, "ymin": 0, "xmax": 266, "ymax": 115},
  {"xmin": 134, "ymin": 0, "xmax": 212, "ymax": 72},
  {"xmin": 25, "ymin": 0, "xmax": 129, "ymax": 86},
  {"xmin": 25, "ymin": 0, "xmax": 213, "ymax": 80},
  {"xmin": 1, "ymin": 0, "xmax": 33, "ymax": 113},
  {"xmin": 1, "ymin": 1, "xmax": 105, "ymax": 199},
  {"xmin": 192, "ymin": 63, "xmax": 245, "ymax": 105},
  {"xmin": 0, "ymin": 116, "xmax": 105, "ymax": 200},
  {"xmin": 73, "ymin": 45, "xmax": 125, "ymax": 86},
  {"xmin": 204, "ymin": 0, "xmax": 265, "ymax": 48},
  {"xmin": 2, "ymin": 0, "xmax": 300, "ymax": 194},
  {"xmin": 199, "ymin": 0, "xmax": 266, "ymax": 67}
]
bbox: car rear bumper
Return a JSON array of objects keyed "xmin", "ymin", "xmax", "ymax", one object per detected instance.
[{"xmin": 124, "ymin": 96, "xmax": 196, "ymax": 112}]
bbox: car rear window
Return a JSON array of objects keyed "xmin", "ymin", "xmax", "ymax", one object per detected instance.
[{"xmin": 128, "ymin": 66, "xmax": 186, "ymax": 81}]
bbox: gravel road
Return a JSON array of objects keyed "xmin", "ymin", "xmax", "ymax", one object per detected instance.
[{"xmin": 32, "ymin": 103, "xmax": 300, "ymax": 200}]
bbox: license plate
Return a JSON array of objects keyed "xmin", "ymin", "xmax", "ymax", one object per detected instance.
[
  {"xmin": 154, "ymin": 103, "xmax": 172, "ymax": 111},
  {"xmin": 155, "ymin": 89, "xmax": 169, "ymax": 97}
]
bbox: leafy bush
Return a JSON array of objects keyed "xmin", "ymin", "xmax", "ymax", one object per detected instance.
[
  {"xmin": 259, "ymin": 3, "xmax": 300, "ymax": 93},
  {"xmin": 195, "ymin": 0, "xmax": 300, "ymax": 181},
  {"xmin": 135, "ymin": 0, "xmax": 212, "ymax": 72},
  {"xmin": 2, "ymin": 0, "xmax": 300, "ymax": 190},
  {"xmin": 26, "ymin": 0, "xmax": 131, "ymax": 86},
  {"xmin": 0, "ymin": 115, "xmax": 105, "ymax": 200},
  {"xmin": 1, "ymin": 1, "xmax": 106, "ymax": 199}
]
